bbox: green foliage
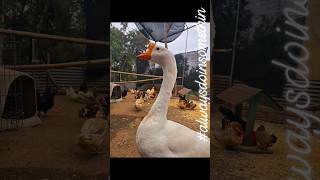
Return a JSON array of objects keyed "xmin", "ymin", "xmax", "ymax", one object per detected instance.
[
  {"xmin": 1, "ymin": 0, "xmax": 85, "ymax": 64},
  {"xmin": 110, "ymin": 23, "xmax": 149, "ymax": 79}
]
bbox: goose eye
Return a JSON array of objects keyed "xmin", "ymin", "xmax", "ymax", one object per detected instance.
[{"xmin": 156, "ymin": 47, "xmax": 160, "ymax": 51}]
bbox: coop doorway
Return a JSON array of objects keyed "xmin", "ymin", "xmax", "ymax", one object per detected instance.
[
  {"xmin": 110, "ymin": 83, "xmax": 122, "ymax": 103},
  {"xmin": 0, "ymin": 68, "xmax": 41, "ymax": 130}
]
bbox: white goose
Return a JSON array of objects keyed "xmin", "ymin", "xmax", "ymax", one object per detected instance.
[{"xmin": 136, "ymin": 41, "xmax": 210, "ymax": 157}]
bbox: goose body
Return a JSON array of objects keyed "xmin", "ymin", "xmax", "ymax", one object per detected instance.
[
  {"xmin": 137, "ymin": 119, "xmax": 209, "ymax": 157},
  {"xmin": 136, "ymin": 41, "xmax": 209, "ymax": 157}
]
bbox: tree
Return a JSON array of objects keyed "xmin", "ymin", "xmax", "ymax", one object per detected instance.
[
  {"xmin": 110, "ymin": 23, "xmax": 149, "ymax": 85},
  {"xmin": 1, "ymin": 0, "xmax": 86, "ymax": 65}
]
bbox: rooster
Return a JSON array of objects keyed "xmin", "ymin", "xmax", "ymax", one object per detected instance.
[{"xmin": 37, "ymin": 88, "xmax": 56, "ymax": 117}]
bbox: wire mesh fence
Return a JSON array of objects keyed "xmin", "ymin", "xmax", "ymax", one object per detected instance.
[{"xmin": 0, "ymin": 34, "xmax": 26, "ymax": 130}]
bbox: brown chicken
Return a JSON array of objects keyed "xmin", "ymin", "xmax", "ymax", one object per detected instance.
[
  {"xmin": 178, "ymin": 95, "xmax": 197, "ymax": 110},
  {"xmin": 214, "ymin": 122, "xmax": 244, "ymax": 148},
  {"xmin": 255, "ymin": 125, "xmax": 277, "ymax": 149}
]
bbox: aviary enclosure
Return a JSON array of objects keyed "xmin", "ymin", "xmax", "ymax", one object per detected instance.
[{"xmin": 0, "ymin": 0, "xmax": 108, "ymax": 179}]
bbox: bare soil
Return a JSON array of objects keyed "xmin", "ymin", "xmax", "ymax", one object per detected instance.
[
  {"xmin": 212, "ymin": 112, "xmax": 320, "ymax": 180},
  {"xmin": 0, "ymin": 95, "xmax": 107, "ymax": 179}
]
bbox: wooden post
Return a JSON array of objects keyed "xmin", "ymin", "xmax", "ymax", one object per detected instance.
[
  {"xmin": 235, "ymin": 104, "xmax": 243, "ymax": 118},
  {"xmin": 32, "ymin": 39, "xmax": 35, "ymax": 62},
  {"xmin": 243, "ymin": 96, "xmax": 258, "ymax": 146}
]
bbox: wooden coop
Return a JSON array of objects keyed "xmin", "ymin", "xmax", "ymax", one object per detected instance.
[
  {"xmin": 216, "ymin": 84, "xmax": 282, "ymax": 146},
  {"xmin": 0, "ymin": 68, "xmax": 41, "ymax": 130},
  {"xmin": 178, "ymin": 87, "xmax": 198, "ymax": 101}
]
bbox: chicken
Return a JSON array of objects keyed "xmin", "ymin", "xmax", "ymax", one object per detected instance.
[
  {"xmin": 214, "ymin": 122, "xmax": 244, "ymax": 148},
  {"xmin": 135, "ymin": 96, "xmax": 144, "ymax": 111},
  {"xmin": 129, "ymin": 88, "xmax": 135, "ymax": 94},
  {"xmin": 134, "ymin": 89, "xmax": 141, "ymax": 99},
  {"xmin": 66, "ymin": 87, "xmax": 81, "ymax": 102},
  {"xmin": 179, "ymin": 94, "xmax": 187, "ymax": 101},
  {"xmin": 78, "ymin": 109, "xmax": 107, "ymax": 154},
  {"xmin": 78, "ymin": 91, "xmax": 96, "ymax": 103},
  {"xmin": 66, "ymin": 86, "xmax": 95, "ymax": 104},
  {"xmin": 219, "ymin": 106, "xmax": 247, "ymax": 131},
  {"xmin": 37, "ymin": 88, "xmax": 56, "ymax": 117},
  {"xmin": 178, "ymin": 95, "xmax": 196, "ymax": 110},
  {"xmin": 79, "ymin": 82, "xmax": 88, "ymax": 92},
  {"xmin": 149, "ymin": 86, "xmax": 156, "ymax": 98},
  {"xmin": 255, "ymin": 125, "xmax": 277, "ymax": 149},
  {"xmin": 143, "ymin": 92, "xmax": 149, "ymax": 101},
  {"xmin": 79, "ymin": 99, "xmax": 99, "ymax": 119},
  {"xmin": 135, "ymin": 90, "xmax": 145, "ymax": 100},
  {"xmin": 178, "ymin": 100, "xmax": 187, "ymax": 109},
  {"xmin": 146, "ymin": 88, "xmax": 151, "ymax": 95},
  {"xmin": 187, "ymin": 101, "xmax": 197, "ymax": 110},
  {"xmin": 122, "ymin": 87, "xmax": 128, "ymax": 99}
]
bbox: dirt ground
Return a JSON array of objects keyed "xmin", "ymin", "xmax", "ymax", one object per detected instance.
[
  {"xmin": 212, "ymin": 112, "xmax": 320, "ymax": 180},
  {"xmin": 0, "ymin": 95, "xmax": 107, "ymax": 179},
  {"xmin": 110, "ymin": 93, "xmax": 210, "ymax": 157}
]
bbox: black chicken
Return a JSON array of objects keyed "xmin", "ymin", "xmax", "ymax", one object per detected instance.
[
  {"xmin": 79, "ymin": 100, "xmax": 99, "ymax": 119},
  {"xmin": 219, "ymin": 106, "xmax": 247, "ymax": 131},
  {"xmin": 80, "ymin": 82, "xmax": 88, "ymax": 92},
  {"xmin": 179, "ymin": 95, "xmax": 187, "ymax": 101},
  {"xmin": 122, "ymin": 87, "xmax": 128, "ymax": 98},
  {"xmin": 37, "ymin": 88, "xmax": 56, "ymax": 117}
]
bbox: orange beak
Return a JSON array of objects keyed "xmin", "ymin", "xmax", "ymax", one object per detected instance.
[{"xmin": 137, "ymin": 41, "xmax": 156, "ymax": 61}]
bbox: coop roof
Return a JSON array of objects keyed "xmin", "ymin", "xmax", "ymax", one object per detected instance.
[
  {"xmin": 216, "ymin": 84, "xmax": 282, "ymax": 111},
  {"xmin": 178, "ymin": 87, "xmax": 192, "ymax": 96}
]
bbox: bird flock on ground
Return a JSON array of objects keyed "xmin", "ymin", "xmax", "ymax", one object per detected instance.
[
  {"xmin": 36, "ymin": 82, "xmax": 108, "ymax": 155},
  {"xmin": 126, "ymin": 86, "xmax": 156, "ymax": 111},
  {"xmin": 215, "ymin": 106, "xmax": 277, "ymax": 150}
]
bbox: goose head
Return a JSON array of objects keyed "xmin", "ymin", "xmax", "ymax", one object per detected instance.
[{"xmin": 137, "ymin": 41, "xmax": 175, "ymax": 67}]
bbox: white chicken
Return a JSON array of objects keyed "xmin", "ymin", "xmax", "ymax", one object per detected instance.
[
  {"xmin": 66, "ymin": 86, "xmax": 95, "ymax": 104},
  {"xmin": 66, "ymin": 87, "xmax": 81, "ymax": 102},
  {"xmin": 78, "ymin": 109, "xmax": 107, "ymax": 154},
  {"xmin": 135, "ymin": 96, "xmax": 144, "ymax": 111},
  {"xmin": 149, "ymin": 86, "xmax": 156, "ymax": 98}
]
